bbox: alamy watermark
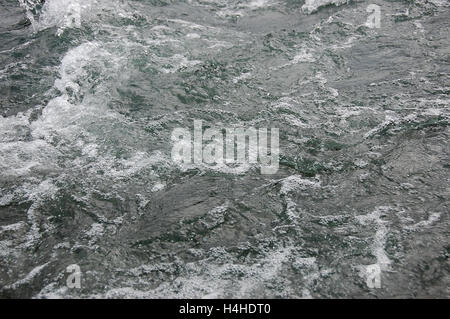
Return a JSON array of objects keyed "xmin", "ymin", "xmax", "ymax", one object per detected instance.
[
  {"xmin": 55, "ymin": 2, "xmax": 83, "ymax": 36},
  {"xmin": 171, "ymin": 120, "xmax": 279, "ymax": 174},
  {"xmin": 66, "ymin": 264, "xmax": 81, "ymax": 289},
  {"xmin": 64, "ymin": 3, "xmax": 82, "ymax": 29}
]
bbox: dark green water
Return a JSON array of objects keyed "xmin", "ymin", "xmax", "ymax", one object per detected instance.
[{"xmin": 0, "ymin": 0, "xmax": 449, "ymax": 298}]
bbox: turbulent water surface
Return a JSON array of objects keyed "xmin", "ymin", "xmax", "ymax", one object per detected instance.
[{"xmin": 0, "ymin": 0, "xmax": 449, "ymax": 298}]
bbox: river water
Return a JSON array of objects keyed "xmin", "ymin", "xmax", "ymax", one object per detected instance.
[{"xmin": 0, "ymin": 0, "xmax": 449, "ymax": 298}]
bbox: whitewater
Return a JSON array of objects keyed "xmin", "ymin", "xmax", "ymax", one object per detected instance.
[{"xmin": 0, "ymin": 0, "xmax": 448, "ymax": 298}]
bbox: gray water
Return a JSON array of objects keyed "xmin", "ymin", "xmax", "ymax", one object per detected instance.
[{"xmin": 0, "ymin": 0, "xmax": 449, "ymax": 298}]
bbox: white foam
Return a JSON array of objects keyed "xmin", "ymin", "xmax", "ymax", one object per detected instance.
[
  {"xmin": 4, "ymin": 262, "xmax": 50, "ymax": 290},
  {"xmin": 277, "ymin": 175, "xmax": 321, "ymax": 223},
  {"xmin": 356, "ymin": 206, "xmax": 392, "ymax": 270},
  {"xmin": 292, "ymin": 49, "xmax": 317, "ymax": 63},
  {"xmin": 246, "ymin": 0, "xmax": 275, "ymax": 10},
  {"xmin": 0, "ymin": 38, "xmax": 176, "ymax": 254},
  {"xmin": 0, "ymin": 222, "xmax": 25, "ymax": 233},
  {"xmin": 158, "ymin": 54, "xmax": 201, "ymax": 74},
  {"xmin": 405, "ymin": 212, "xmax": 442, "ymax": 231},
  {"xmin": 22, "ymin": 0, "xmax": 91, "ymax": 35},
  {"xmin": 232, "ymin": 72, "xmax": 252, "ymax": 84},
  {"xmin": 104, "ymin": 245, "xmax": 294, "ymax": 298},
  {"xmin": 302, "ymin": 0, "xmax": 349, "ymax": 14},
  {"xmin": 428, "ymin": 0, "xmax": 450, "ymax": 7}
]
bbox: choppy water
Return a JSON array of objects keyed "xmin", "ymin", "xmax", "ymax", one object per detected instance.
[{"xmin": 0, "ymin": 0, "xmax": 449, "ymax": 298}]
